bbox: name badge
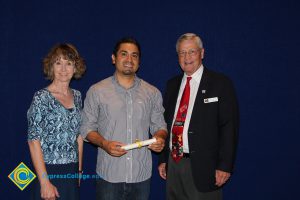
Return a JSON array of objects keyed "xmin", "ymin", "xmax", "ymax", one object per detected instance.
[{"xmin": 204, "ymin": 97, "xmax": 218, "ymax": 103}]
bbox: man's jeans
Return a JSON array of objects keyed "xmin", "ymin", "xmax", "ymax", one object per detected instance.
[{"xmin": 96, "ymin": 178, "xmax": 151, "ymax": 200}]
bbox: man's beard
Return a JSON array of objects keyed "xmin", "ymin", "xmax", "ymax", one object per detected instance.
[
  {"xmin": 122, "ymin": 69, "xmax": 135, "ymax": 76},
  {"xmin": 122, "ymin": 61, "xmax": 137, "ymax": 76}
]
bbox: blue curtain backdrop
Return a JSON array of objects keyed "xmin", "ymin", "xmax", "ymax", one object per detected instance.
[{"xmin": 1, "ymin": 0, "xmax": 299, "ymax": 199}]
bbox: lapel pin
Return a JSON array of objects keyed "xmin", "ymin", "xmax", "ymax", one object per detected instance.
[{"xmin": 202, "ymin": 90, "xmax": 206, "ymax": 94}]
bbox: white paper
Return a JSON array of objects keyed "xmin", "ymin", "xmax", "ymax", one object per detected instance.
[{"xmin": 121, "ymin": 138, "xmax": 157, "ymax": 151}]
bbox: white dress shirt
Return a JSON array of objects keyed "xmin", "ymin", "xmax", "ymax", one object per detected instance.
[{"xmin": 170, "ymin": 65, "xmax": 204, "ymax": 153}]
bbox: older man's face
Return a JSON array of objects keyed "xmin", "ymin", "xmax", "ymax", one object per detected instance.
[{"xmin": 177, "ymin": 39, "xmax": 204, "ymax": 76}]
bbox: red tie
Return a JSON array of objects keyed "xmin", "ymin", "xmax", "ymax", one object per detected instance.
[{"xmin": 171, "ymin": 76, "xmax": 192, "ymax": 163}]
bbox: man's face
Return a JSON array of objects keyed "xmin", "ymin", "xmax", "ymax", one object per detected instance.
[
  {"xmin": 177, "ymin": 39, "xmax": 204, "ymax": 76},
  {"xmin": 112, "ymin": 43, "xmax": 140, "ymax": 76}
]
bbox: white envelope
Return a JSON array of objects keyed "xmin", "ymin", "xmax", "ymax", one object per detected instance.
[{"xmin": 204, "ymin": 97, "xmax": 218, "ymax": 103}]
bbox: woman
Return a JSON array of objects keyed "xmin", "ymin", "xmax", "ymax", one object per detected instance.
[{"xmin": 27, "ymin": 43, "xmax": 86, "ymax": 200}]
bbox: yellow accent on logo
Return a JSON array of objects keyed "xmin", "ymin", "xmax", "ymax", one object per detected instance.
[{"xmin": 8, "ymin": 162, "xmax": 36, "ymax": 191}]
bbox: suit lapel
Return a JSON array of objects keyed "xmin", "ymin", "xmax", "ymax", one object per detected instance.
[
  {"xmin": 167, "ymin": 69, "xmax": 211, "ymax": 131},
  {"xmin": 197, "ymin": 67, "xmax": 210, "ymax": 102},
  {"xmin": 189, "ymin": 68, "xmax": 210, "ymax": 129}
]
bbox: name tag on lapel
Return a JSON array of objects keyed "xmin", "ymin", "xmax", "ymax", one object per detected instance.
[{"xmin": 204, "ymin": 97, "xmax": 218, "ymax": 103}]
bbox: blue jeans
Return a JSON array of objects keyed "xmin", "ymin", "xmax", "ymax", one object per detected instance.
[{"xmin": 96, "ymin": 178, "xmax": 150, "ymax": 200}]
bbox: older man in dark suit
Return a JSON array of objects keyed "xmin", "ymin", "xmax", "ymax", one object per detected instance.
[{"xmin": 158, "ymin": 33, "xmax": 239, "ymax": 200}]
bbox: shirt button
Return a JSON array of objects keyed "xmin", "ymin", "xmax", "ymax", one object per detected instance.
[{"xmin": 127, "ymin": 157, "xmax": 130, "ymax": 160}]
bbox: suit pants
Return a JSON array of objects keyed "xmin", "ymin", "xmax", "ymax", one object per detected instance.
[{"xmin": 166, "ymin": 155, "xmax": 222, "ymax": 200}]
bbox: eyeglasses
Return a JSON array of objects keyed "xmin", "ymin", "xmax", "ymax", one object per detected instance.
[{"xmin": 178, "ymin": 49, "xmax": 200, "ymax": 57}]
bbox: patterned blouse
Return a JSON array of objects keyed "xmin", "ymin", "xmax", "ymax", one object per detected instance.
[{"xmin": 27, "ymin": 88, "xmax": 82, "ymax": 164}]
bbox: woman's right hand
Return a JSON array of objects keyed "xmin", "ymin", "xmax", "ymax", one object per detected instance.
[{"xmin": 40, "ymin": 180, "xmax": 60, "ymax": 200}]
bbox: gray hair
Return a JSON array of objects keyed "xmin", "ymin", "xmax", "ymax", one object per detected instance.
[{"xmin": 176, "ymin": 33, "xmax": 203, "ymax": 52}]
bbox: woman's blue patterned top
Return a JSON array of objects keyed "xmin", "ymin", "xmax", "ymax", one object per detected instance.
[{"xmin": 27, "ymin": 88, "xmax": 82, "ymax": 164}]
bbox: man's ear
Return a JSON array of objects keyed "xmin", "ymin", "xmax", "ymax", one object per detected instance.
[
  {"xmin": 201, "ymin": 48, "xmax": 205, "ymax": 59},
  {"xmin": 112, "ymin": 54, "xmax": 116, "ymax": 64}
]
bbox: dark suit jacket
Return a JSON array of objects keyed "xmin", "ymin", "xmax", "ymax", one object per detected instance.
[{"xmin": 159, "ymin": 67, "xmax": 239, "ymax": 192}]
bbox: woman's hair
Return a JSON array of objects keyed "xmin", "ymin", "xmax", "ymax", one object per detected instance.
[{"xmin": 43, "ymin": 43, "xmax": 86, "ymax": 80}]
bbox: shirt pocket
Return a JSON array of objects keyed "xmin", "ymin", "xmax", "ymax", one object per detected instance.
[{"xmin": 134, "ymin": 97, "xmax": 151, "ymax": 121}]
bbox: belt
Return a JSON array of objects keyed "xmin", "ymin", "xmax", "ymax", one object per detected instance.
[{"xmin": 183, "ymin": 153, "xmax": 190, "ymax": 158}]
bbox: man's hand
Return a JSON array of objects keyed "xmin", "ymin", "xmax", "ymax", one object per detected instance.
[
  {"xmin": 148, "ymin": 136, "xmax": 165, "ymax": 152},
  {"xmin": 102, "ymin": 140, "xmax": 127, "ymax": 157},
  {"xmin": 158, "ymin": 163, "xmax": 167, "ymax": 180},
  {"xmin": 215, "ymin": 170, "xmax": 231, "ymax": 187}
]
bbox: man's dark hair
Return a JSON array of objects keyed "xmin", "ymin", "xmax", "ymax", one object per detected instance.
[{"xmin": 113, "ymin": 37, "xmax": 141, "ymax": 57}]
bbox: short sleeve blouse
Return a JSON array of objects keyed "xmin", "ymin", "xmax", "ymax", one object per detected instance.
[{"xmin": 27, "ymin": 88, "xmax": 82, "ymax": 164}]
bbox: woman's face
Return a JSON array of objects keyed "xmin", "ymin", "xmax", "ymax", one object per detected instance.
[{"xmin": 52, "ymin": 56, "xmax": 75, "ymax": 83}]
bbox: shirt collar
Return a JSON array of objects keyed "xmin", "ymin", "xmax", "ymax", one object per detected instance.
[
  {"xmin": 183, "ymin": 64, "xmax": 204, "ymax": 83},
  {"xmin": 112, "ymin": 73, "xmax": 141, "ymax": 92}
]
